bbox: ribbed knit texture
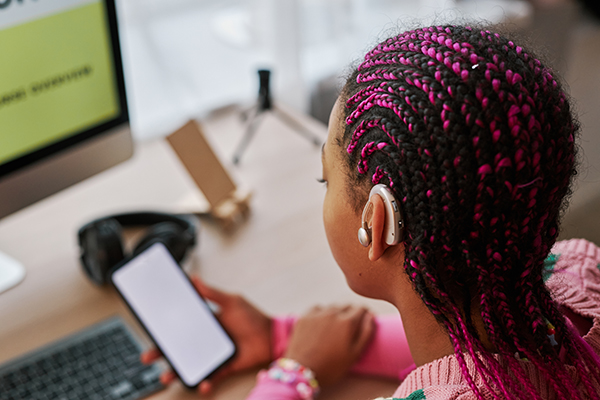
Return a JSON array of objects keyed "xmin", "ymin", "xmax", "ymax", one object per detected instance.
[{"xmin": 391, "ymin": 239, "xmax": 600, "ymax": 400}]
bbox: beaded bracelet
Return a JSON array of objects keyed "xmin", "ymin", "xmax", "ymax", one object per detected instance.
[{"xmin": 257, "ymin": 357, "xmax": 320, "ymax": 399}]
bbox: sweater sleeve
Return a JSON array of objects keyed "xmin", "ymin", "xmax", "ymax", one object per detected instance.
[
  {"xmin": 272, "ymin": 314, "xmax": 415, "ymax": 380},
  {"xmin": 349, "ymin": 315, "xmax": 416, "ymax": 380},
  {"xmin": 245, "ymin": 314, "xmax": 413, "ymax": 400}
]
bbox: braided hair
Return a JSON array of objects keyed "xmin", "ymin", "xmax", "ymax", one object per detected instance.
[{"xmin": 340, "ymin": 25, "xmax": 600, "ymax": 400}]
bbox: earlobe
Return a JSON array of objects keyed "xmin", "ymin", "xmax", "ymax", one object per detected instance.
[{"xmin": 368, "ymin": 194, "xmax": 387, "ymax": 261}]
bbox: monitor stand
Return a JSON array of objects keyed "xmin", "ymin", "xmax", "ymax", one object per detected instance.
[{"xmin": 0, "ymin": 251, "xmax": 25, "ymax": 294}]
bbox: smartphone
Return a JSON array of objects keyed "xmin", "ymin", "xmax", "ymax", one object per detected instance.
[{"xmin": 110, "ymin": 242, "xmax": 236, "ymax": 388}]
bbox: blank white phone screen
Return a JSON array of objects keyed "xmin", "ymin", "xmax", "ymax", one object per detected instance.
[{"xmin": 112, "ymin": 243, "xmax": 235, "ymax": 387}]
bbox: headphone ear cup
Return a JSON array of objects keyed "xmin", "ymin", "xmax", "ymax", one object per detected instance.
[
  {"xmin": 79, "ymin": 219, "xmax": 125, "ymax": 285},
  {"xmin": 132, "ymin": 222, "xmax": 190, "ymax": 263}
]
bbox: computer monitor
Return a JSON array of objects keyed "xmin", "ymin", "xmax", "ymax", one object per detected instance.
[{"xmin": 0, "ymin": 0, "xmax": 133, "ymax": 293}]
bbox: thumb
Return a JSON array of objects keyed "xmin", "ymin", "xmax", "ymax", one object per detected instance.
[{"xmin": 191, "ymin": 276, "xmax": 231, "ymax": 306}]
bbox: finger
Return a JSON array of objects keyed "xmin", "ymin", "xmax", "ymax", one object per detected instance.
[
  {"xmin": 191, "ymin": 276, "xmax": 231, "ymax": 305},
  {"xmin": 354, "ymin": 312, "xmax": 376, "ymax": 350},
  {"xmin": 308, "ymin": 304, "xmax": 323, "ymax": 313},
  {"xmin": 160, "ymin": 370, "xmax": 177, "ymax": 385},
  {"xmin": 140, "ymin": 348, "xmax": 162, "ymax": 364},
  {"xmin": 303, "ymin": 305, "xmax": 324, "ymax": 317},
  {"xmin": 198, "ymin": 380, "xmax": 212, "ymax": 395},
  {"xmin": 341, "ymin": 307, "xmax": 369, "ymax": 343},
  {"xmin": 317, "ymin": 304, "xmax": 345, "ymax": 316},
  {"xmin": 340, "ymin": 304, "xmax": 354, "ymax": 313},
  {"xmin": 337, "ymin": 304, "xmax": 358, "ymax": 315},
  {"xmin": 196, "ymin": 365, "xmax": 231, "ymax": 395},
  {"xmin": 340, "ymin": 305, "xmax": 369, "ymax": 323},
  {"xmin": 332, "ymin": 304, "xmax": 360, "ymax": 315}
]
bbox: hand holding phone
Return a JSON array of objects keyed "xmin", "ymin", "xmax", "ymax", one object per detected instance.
[
  {"xmin": 111, "ymin": 243, "xmax": 236, "ymax": 388},
  {"xmin": 142, "ymin": 276, "xmax": 274, "ymax": 394}
]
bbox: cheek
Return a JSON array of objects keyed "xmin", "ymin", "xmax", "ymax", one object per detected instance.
[
  {"xmin": 322, "ymin": 191, "xmax": 339, "ymax": 254},
  {"xmin": 322, "ymin": 192, "xmax": 365, "ymax": 286},
  {"xmin": 323, "ymin": 192, "xmax": 389, "ymax": 299},
  {"xmin": 323, "ymin": 191, "xmax": 350, "ymax": 264}
]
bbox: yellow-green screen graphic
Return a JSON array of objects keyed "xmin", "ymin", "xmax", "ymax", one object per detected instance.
[{"xmin": 0, "ymin": 1, "xmax": 120, "ymax": 164}]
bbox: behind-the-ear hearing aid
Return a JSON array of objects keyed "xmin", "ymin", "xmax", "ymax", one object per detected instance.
[{"xmin": 358, "ymin": 184, "xmax": 404, "ymax": 247}]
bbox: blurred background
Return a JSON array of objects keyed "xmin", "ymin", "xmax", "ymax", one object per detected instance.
[{"xmin": 116, "ymin": 0, "xmax": 600, "ymax": 243}]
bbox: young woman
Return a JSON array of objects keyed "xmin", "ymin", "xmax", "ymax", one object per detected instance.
[{"xmin": 145, "ymin": 25, "xmax": 600, "ymax": 399}]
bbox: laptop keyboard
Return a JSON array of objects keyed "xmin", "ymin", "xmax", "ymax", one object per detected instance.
[{"xmin": 0, "ymin": 317, "xmax": 163, "ymax": 400}]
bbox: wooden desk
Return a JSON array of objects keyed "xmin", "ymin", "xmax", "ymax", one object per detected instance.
[{"xmin": 0, "ymin": 108, "xmax": 398, "ymax": 399}]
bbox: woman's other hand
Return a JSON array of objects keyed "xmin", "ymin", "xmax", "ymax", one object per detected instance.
[
  {"xmin": 141, "ymin": 276, "xmax": 272, "ymax": 395},
  {"xmin": 284, "ymin": 305, "xmax": 375, "ymax": 386}
]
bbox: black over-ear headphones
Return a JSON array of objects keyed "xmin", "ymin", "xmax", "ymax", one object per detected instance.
[{"xmin": 78, "ymin": 212, "xmax": 197, "ymax": 285}]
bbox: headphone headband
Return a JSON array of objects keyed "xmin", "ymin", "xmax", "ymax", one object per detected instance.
[
  {"xmin": 79, "ymin": 212, "xmax": 195, "ymax": 237},
  {"xmin": 78, "ymin": 211, "xmax": 197, "ymax": 285}
]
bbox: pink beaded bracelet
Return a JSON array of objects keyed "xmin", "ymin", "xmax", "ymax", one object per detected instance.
[{"xmin": 257, "ymin": 358, "xmax": 320, "ymax": 399}]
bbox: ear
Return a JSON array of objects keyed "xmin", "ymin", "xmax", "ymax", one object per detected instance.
[{"xmin": 368, "ymin": 194, "xmax": 388, "ymax": 261}]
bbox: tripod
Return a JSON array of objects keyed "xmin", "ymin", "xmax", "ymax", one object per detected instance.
[{"xmin": 232, "ymin": 69, "xmax": 322, "ymax": 164}]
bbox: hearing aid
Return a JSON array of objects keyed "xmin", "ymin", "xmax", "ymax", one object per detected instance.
[{"xmin": 358, "ymin": 184, "xmax": 404, "ymax": 247}]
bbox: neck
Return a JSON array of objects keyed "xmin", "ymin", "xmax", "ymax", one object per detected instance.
[
  {"xmin": 388, "ymin": 273, "xmax": 496, "ymax": 366},
  {"xmin": 388, "ymin": 272, "xmax": 455, "ymax": 367}
]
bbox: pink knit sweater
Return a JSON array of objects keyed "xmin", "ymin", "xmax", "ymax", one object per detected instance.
[{"xmin": 245, "ymin": 239, "xmax": 600, "ymax": 399}]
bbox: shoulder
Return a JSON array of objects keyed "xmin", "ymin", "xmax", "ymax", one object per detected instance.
[
  {"xmin": 546, "ymin": 238, "xmax": 600, "ymax": 280},
  {"xmin": 375, "ymin": 386, "xmax": 480, "ymax": 400},
  {"xmin": 373, "ymin": 391, "xmax": 425, "ymax": 400},
  {"xmin": 549, "ymin": 238, "xmax": 600, "ymax": 269},
  {"xmin": 545, "ymin": 238, "xmax": 600, "ymax": 319},
  {"xmin": 389, "ymin": 354, "xmax": 494, "ymax": 400}
]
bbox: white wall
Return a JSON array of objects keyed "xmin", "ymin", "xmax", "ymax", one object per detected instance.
[{"xmin": 115, "ymin": 0, "xmax": 532, "ymax": 140}]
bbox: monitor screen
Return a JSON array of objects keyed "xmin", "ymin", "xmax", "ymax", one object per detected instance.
[
  {"xmin": 0, "ymin": 0, "xmax": 133, "ymax": 292},
  {"xmin": 0, "ymin": 0, "xmax": 129, "ymax": 178}
]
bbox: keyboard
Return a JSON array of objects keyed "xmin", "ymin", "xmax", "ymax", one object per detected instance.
[{"xmin": 0, "ymin": 317, "xmax": 163, "ymax": 400}]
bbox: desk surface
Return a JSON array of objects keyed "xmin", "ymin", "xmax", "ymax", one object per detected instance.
[{"xmin": 0, "ymin": 108, "xmax": 399, "ymax": 399}]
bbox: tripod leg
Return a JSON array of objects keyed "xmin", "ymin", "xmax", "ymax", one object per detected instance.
[
  {"xmin": 272, "ymin": 106, "xmax": 322, "ymax": 146},
  {"xmin": 240, "ymin": 103, "xmax": 258, "ymax": 122},
  {"xmin": 232, "ymin": 111, "xmax": 265, "ymax": 164}
]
